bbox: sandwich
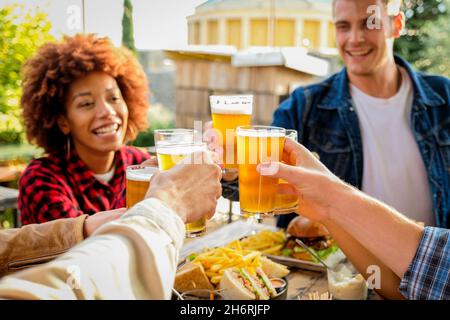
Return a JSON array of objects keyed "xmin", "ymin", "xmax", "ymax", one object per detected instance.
[
  {"xmin": 284, "ymin": 216, "xmax": 338, "ymax": 262},
  {"xmin": 174, "ymin": 262, "xmax": 214, "ymax": 293},
  {"xmin": 219, "ymin": 267, "xmax": 278, "ymax": 300},
  {"xmin": 260, "ymin": 256, "xmax": 290, "ymax": 278}
]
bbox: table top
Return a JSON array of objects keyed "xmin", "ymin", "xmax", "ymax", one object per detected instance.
[{"xmin": 185, "ymin": 208, "xmax": 381, "ymax": 301}]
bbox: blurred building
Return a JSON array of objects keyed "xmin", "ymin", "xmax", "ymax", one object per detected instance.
[
  {"xmin": 165, "ymin": 46, "xmax": 330, "ymax": 127},
  {"xmin": 139, "ymin": 51, "xmax": 176, "ymax": 112},
  {"xmin": 187, "ymin": 0, "xmax": 335, "ymax": 51}
]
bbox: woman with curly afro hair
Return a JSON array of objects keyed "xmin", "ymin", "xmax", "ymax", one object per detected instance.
[{"xmin": 19, "ymin": 34, "xmax": 152, "ymax": 224}]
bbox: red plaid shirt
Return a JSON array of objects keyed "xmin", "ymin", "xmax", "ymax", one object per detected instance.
[{"xmin": 18, "ymin": 146, "xmax": 150, "ymax": 224}]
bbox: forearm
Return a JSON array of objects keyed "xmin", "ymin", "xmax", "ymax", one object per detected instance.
[
  {"xmin": 0, "ymin": 198, "xmax": 184, "ymax": 299},
  {"xmin": 327, "ymin": 183, "xmax": 424, "ymax": 279},
  {"xmin": 325, "ymin": 222, "xmax": 405, "ymax": 300},
  {"xmin": 0, "ymin": 215, "xmax": 87, "ymax": 278}
]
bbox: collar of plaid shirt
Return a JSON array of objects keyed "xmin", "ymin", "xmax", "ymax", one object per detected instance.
[{"xmin": 65, "ymin": 147, "xmax": 127, "ymax": 193}]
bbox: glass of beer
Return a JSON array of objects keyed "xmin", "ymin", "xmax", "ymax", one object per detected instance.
[
  {"xmin": 126, "ymin": 165, "xmax": 159, "ymax": 208},
  {"xmin": 154, "ymin": 129, "xmax": 198, "ymax": 146},
  {"xmin": 236, "ymin": 126, "xmax": 286, "ymax": 219},
  {"xmin": 155, "ymin": 132, "xmax": 208, "ymax": 237},
  {"xmin": 210, "ymin": 95, "xmax": 253, "ymax": 171},
  {"xmin": 274, "ymin": 129, "xmax": 299, "ymax": 214}
]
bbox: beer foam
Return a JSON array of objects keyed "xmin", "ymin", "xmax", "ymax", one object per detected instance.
[
  {"xmin": 210, "ymin": 95, "xmax": 253, "ymax": 115},
  {"xmin": 156, "ymin": 143, "xmax": 206, "ymax": 155},
  {"xmin": 236, "ymin": 127, "xmax": 285, "ymax": 138},
  {"xmin": 126, "ymin": 166, "xmax": 158, "ymax": 181}
]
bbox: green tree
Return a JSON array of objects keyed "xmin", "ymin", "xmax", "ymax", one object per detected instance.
[
  {"xmin": 0, "ymin": 5, "xmax": 54, "ymax": 144},
  {"xmin": 122, "ymin": 0, "xmax": 136, "ymax": 53},
  {"xmin": 395, "ymin": 0, "xmax": 450, "ymax": 77}
]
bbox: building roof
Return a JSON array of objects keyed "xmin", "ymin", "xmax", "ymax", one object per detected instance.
[
  {"xmin": 165, "ymin": 46, "xmax": 330, "ymax": 77},
  {"xmin": 232, "ymin": 47, "xmax": 330, "ymax": 77}
]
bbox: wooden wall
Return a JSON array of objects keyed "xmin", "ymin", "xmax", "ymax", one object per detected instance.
[{"xmin": 170, "ymin": 55, "xmax": 316, "ymax": 129}]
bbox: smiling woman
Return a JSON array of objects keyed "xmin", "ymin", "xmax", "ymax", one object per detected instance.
[{"xmin": 18, "ymin": 34, "xmax": 151, "ymax": 224}]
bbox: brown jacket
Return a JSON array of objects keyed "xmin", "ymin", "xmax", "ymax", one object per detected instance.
[{"xmin": 0, "ymin": 215, "xmax": 87, "ymax": 278}]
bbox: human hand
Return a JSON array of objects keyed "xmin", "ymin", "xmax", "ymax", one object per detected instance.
[
  {"xmin": 257, "ymin": 139, "xmax": 348, "ymax": 223},
  {"xmin": 140, "ymin": 155, "xmax": 158, "ymax": 168},
  {"xmin": 203, "ymin": 120, "xmax": 224, "ymax": 162},
  {"xmin": 83, "ymin": 208, "xmax": 127, "ymax": 237},
  {"xmin": 203, "ymin": 120, "xmax": 237, "ymax": 181},
  {"xmin": 146, "ymin": 151, "xmax": 222, "ymax": 223}
]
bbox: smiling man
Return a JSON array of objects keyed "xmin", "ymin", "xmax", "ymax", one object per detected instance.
[{"xmin": 273, "ymin": 0, "xmax": 450, "ymax": 230}]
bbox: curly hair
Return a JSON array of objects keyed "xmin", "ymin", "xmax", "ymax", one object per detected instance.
[{"xmin": 21, "ymin": 33, "xmax": 150, "ymax": 153}]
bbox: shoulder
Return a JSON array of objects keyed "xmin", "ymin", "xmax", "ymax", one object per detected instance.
[
  {"xmin": 20, "ymin": 154, "xmax": 64, "ymax": 185},
  {"xmin": 417, "ymin": 72, "xmax": 450, "ymax": 86},
  {"xmin": 289, "ymin": 72, "xmax": 341, "ymax": 104},
  {"xmin": 273, "ymin": 72, "xmax": 342, "ymax": 127},
  {"xmin": 418, "ymin": 72, "xmax": 450, "ymax": 97},
  {"xmin": 121, "ymin": 146, "xmax": 151, "ymax": 165}
]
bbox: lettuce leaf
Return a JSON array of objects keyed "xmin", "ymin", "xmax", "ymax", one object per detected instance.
[{"xmin": 313, "ymin": 243, "xmax": 340, "ymax": 262}]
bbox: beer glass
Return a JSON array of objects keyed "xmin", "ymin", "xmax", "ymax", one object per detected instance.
[
  {"xmin": 126, "ymin": 165, "xmax": 159, "ymax": 208},
  {"xmin": 274, "ymin": 129, "xmax": 299, "ymax": 214},
  {"xmin": 154, "ymin": 129, "xmax": 207, "ymax": 237},
  {"xmin": 210, "ymin": 95, "xmax": 253, "ymax": 171},
  {"xmin": 154, "ymin": 129, "xmax": 197, "ymax": 146},
  {"xmin": 236, "ymin": 126, "xmax": 286, "ymax": 218},
  {"xmin": 156, "ymin": 142, "xmax": 206, "ymax": 172}
]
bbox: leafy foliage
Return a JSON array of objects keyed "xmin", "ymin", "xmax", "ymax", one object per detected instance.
[
  {"xmin": 121, "ymin": 0, "xmax": 136, "ymax": 54},
  {"xmin": 132, "ymin": 104, "xmax": 175, "ymax": 147},
  {"xmin": 395, "ymin": 0, "xmax": 450, "ymax": 77},
  {"xmin": 0, "ymin": 5, "xmax": 54, "ymax": 144}
]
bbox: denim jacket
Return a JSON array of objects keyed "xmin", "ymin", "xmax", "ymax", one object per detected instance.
[{"xmin": 272, "ymin": 55, "xmax": 450, "ymax": 228}]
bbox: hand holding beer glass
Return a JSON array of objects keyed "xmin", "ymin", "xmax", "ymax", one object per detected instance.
[
  {"xmin": 210, "ymin": 95, "xmax": 252, "ymax": 172},
  {"xmin": 274, "ymin": 129, "xmax": 299, "ymax": 214},
  {"xmin": 126, "ymin": 157, "xmax": 221, "ymax": 230},
  {"xmin": 154, "ymin": 129, "xmax": 209, "ymax": 237},
  {"xmin": 236, "ymin": 126, "xmax": 286, "ymax": 220}
]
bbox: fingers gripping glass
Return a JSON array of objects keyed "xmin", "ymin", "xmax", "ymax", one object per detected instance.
[
  {"xmin": 273, "ymin": 129, "xmax": 299, "ymax": 215},
  {"xmin": 154, "ymin": 128, "xmax": 208, "ymax": 238},
  {"xmin": 236, "ymin": 126, "xmax": 286, "ymax": 221}
]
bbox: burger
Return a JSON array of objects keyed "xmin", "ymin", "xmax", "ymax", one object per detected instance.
[
  {"xmin": 219, "ymin": 267, "xmax": 278, "ymax": 300},
  {"xmin": 283, "ymin": 216, "xmax": 338, "ymax": 262}
]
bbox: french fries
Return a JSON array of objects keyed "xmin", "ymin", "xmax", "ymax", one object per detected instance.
[
  {"xmin": 191, "ymin": 240, "xmax": 263, "ymax": 286},
  {"xmin": 188, "ymin": 230, "xmax": 289, "ymax": 287},
  {"xmin": 239, "ymin": 230, "xmax": 287, "ymax": 255}
]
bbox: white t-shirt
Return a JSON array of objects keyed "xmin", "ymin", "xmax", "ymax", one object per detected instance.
[
  {"xmin": 350, "ymin": 67, "xmax": 434, "ymax": 226},
  {"xmin": 94, "ymin": 166, "xmax": 115, "ymax": 184}
]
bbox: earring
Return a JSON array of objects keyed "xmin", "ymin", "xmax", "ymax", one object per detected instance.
[{"xmin": 66, "ymin": 136, "xmax": 71, "ymax": 161}]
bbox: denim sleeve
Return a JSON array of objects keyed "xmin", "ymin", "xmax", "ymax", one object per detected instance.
[{"xmin": 399, "ymin": 227, "xmax": 450, "ymax": 300}]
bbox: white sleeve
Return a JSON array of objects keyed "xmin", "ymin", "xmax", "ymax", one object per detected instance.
[{"xmin": 0, "ymin": 198, "xmax": 185, "ymax": 300}]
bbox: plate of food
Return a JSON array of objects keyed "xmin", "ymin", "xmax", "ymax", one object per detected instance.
[
  {"xmin": 174, "ymin": 241, "xmax": 290, "ymax": 300},
  {"xmin": 237, "ymin": 218, "xmax": 345, "ymax": 272},
  {"xmin": 180, "ymin": 217, "xmax": 345, "ymax": 275}
]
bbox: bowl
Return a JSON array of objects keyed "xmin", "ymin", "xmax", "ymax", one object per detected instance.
[{"xmin": 270, "ymin": 277, "xmax": 288, "ymax": 300}]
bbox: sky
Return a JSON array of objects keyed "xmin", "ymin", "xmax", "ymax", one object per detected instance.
[{"xmin": 0, "ymin": 0, "xmax": 206, "ymax": 50}]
